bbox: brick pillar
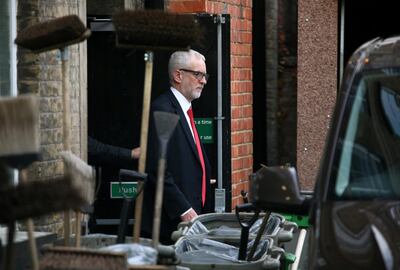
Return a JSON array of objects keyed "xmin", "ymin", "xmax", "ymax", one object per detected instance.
[
  {"xmin": 168, "ymin": 0, "xmax": 253, "ymax": 210},
  {"xmin": 17, "ymin": 0, "xmax": 87, "ymax": 235}
]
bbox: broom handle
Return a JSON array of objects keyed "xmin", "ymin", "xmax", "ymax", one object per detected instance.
[
  {"xmin": 5, "ymin": 221, "xmax": 16, "ymax": 270},
  {"xmin": 133, "ymin": 51, "xmax": 154, "ymax": 242},
  {"xmin": 26, "ymin": 219, "xmax": 39, "ymax": 270},
  {"xmin": 75, "ymin": 212, "xmax": 82, "ymax": 247},
  {"xmin": 61, "ymin": 47, "xmax": 72, "ymax": 246},
  {"xmin": 152, "ymin": 158, "xmax": 166, "ymax": 248},
  {"xmin": 61, "ymin": 48, "xmax": 83, "ymax": 247},
  {"xmin": 63, "ymin": 210, "xmax": 71, "ymax": 246},
  {"xmin": 20, "ymin": 169, "xmax": 39, "ymax": 270},
  {"xmin": 62, "ymin": 48, "xmax": 71, "ymax": 151}
]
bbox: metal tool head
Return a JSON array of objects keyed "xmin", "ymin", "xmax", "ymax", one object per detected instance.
[{"xmin": 153, "ymin": 111, "xmax": 179, "ymax": 158}]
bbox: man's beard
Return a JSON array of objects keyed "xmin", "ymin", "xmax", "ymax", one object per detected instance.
[{"xmin": 191, "ymin": 88, "xmax": 202, "ymax": 100}]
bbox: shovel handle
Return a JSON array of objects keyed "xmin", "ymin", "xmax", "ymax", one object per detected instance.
[
  {"xmin": 238, "ymin": 226, "xmax": 250, "ymax": 260},
  {"xmin": 117, "ymin": 199, "xmax": 133, "ymax": 243},
  {"xmin": 247, "ymin": 211, "xmax": 271, "ymax": 261},
  {"xmin": 235, "ymin": 203, "xmax": 259, "ymax": 229},
  {"xmin": 235, "ymin": 203, "xmax": 260, "ymax": 261}
]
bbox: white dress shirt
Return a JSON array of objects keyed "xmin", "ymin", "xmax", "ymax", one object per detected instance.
[{"xmin": 170, "ymin": 87, "xmax": 195, "ymax": 141}]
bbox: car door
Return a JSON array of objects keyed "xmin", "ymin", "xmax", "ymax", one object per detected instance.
[{"xmin": 310, "ymin": 37, "xmax": 400, "ymax": 270}]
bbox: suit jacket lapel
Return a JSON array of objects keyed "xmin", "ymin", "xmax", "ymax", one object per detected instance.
[{"xmin": 166, "ymin": 91, "xmax": 201, "ymax": 162}]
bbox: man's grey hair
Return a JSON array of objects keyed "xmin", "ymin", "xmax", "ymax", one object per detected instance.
[{"xmin": 168, "ymin": 49, "xmax": 206, "ymax": 82}]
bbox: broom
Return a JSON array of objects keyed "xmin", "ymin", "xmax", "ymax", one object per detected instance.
[
  {"xmin": 40, "ymin": 246, "xmax": 127, "ymax": 270},
  {"xmin": 0, "ymin": 175, "xmax": 90, "ymax": 269},
  {"xmin": 0, "ymin": 95, "xmax": 90, "ymax": 270},
  {"xmin": 151, "ymin": 111, "xmax": 179, "ymax": 248},
  {"xmin": 0, "ymin": 94, "xmax": 41, "ymax": 270},
  {"xmin": 60, "ymin": 150, "xmax": 96, "ymax": 247},
  {"xmin": 0, "ymin": 95, "xmax": 40, "ymax": 167},
  {"xmin": 0, "ymin": 176, "xmax": 89, "ymax": 224},
  {"xmin": 112, "ymin": 9, "xmax": 203, "ymax": 243},
  {"xmin": 15, "ymin": 14, "xmax": 91, "ymax": 247}
]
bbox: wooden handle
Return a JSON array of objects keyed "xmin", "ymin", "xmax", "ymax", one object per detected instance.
[
  {"xmin": 26, "ymin": 219, "xmax": 39, "ymax": 270},
  {"xmin": 61, "ymin": 48, "xmax": 72, "ymax": 246},
  {"xmin": 152, "ymin": 158, "xmax": 166, "ymax": 248},
  {"xmin": 75, "ymin": 212, "xmax": 82, "ymax": 247},
  {"xmin": 61, "ymin": 48, "xmax": 71, "ymax": 151},
  {"xmin": 63, "ymin": 210, "xmax": 71, "ymax": 246},
  {"xmin": 133, "ymin": 51, "xmax": 154, "ymax": 242},
  {"xmin": 20, "ymin": 169, "xmax": 39, "ymax": 270},
  {"xmin": 5, "ymin": 221, "xmax": 16, "ymax": 270}
]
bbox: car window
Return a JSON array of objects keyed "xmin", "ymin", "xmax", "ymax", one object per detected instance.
[
  {"xmin": 333, "ymin": 70, "xmax": 400, "ymax": 199},
  {"xmin": 380, "ymin": 86, "xmax": 400, "ymax": 137}
]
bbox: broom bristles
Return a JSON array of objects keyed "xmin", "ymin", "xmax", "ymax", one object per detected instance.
[
  {"xmin": 0, "ymin": 176, "xmax": 87, "ymax": 223},
  {"xmin": 60, "ymin": 151, "xmax": 95, "ymax": 204},
  {"xmin": 113, "ymin": 9, "xmax": 204, "ymax": 50},
  {"xmin": 0, "ymin": 94, "xmax": 40, "ymax": 158},
  {"xmin": 15, "ymin": 15, "xmax": 91, "ymax": 53},
  {"xmin": 40, "ymin": 247, "xmax": 127, "ymax": 270}
]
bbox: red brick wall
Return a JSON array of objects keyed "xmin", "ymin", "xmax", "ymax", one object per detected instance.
[
  {"xmin": 167, "ymin": 0, "xmax": 206, "ymax": 12},
  {"xmin": 167, "ymin": 0, "xmax": 253, "ymax": 210}
]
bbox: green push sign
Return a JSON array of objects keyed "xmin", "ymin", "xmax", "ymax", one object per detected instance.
[
  {"xmin": 110, "ymin": 182, "xmax": 138, "ymax": 199},
  {"xmin": 195, "ymin": 118, "xmax": 214, "ymax": 144}
]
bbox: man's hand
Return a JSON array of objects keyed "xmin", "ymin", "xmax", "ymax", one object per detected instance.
[
  {"xmin": 180, "ymin": 208, "xmax": 198, "ymax": 222},
  {"xmin": 131, "ymin": 147, "xmax": 140, "ymax": 159}
]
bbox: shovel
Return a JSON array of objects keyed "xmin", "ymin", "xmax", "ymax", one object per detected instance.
[
  {"xmin": 247, "ymin": 211, "xmax": 271, "ymax": 261},
  {"xmin": 116, "ymin": 169, "xmax": 147, "ymax": 244},
  {"xmin": 152, "ymin": 111, "xmax": 180, "ymax": 248}
]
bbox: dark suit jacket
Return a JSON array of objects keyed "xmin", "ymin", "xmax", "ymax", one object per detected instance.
[
  {"xmin": 141, "ymin": 90, "xmax": 213, "ymax": 243},
  {"xmin": 88, "ymin": 136, "xmax": 133, "ymax": 168}
]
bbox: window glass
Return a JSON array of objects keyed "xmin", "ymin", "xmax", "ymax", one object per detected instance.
[
  {"xmin": 333, "ymin": 69, "xmax": 400, "ymax": 199},
  {"xmin": 0, "ymin": 1, "xmax": 17, "ymax": 188},
  {"xmin": 0, "ymin": 1, "xmax": 10, "ymax": 95},
  {"xmin": 0, "ymin": 0, "xmax": 14, "ymax": 96},
  {"xmin": 380, "ymin": 86, "xmax": 400, "ymax": 137}
]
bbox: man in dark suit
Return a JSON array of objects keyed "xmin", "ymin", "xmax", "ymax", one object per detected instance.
[
  {"xmin": 87, "ymin": 136, "xmax": 140, "ymax": 233},
  {"xmin": 141, "ymin": 49, "xmax": 213, "ymax": 244}
]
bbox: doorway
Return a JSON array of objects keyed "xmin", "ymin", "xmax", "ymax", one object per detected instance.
[
  {"xmin": 86, "ymin": 14, "xmax": 232, "ymax": 234},
  {"xmin": 342, "ymin": 1, "xmax": 400, "ymax": 69}
]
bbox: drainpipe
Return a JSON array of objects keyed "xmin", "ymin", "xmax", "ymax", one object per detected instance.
[
  {"xmin": 214, "ymin": 14, "xmax": 226, "ymax": 213},
  {"xmin": 265, "ymin": 0, "xmax": 279, "ymax": 165}
]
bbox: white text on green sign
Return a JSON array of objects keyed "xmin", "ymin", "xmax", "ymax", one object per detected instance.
[
  {"xmin": 194, "ymin": 118, "xmax": 214, "ymax": 144},
  {"xmin": 110, "ymin": 182, "xmax": 138, "ymax": 199}
]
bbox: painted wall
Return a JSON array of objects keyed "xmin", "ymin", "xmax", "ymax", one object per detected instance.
[{"xmin": 297, "ymin": 0, "xmax": 338, "ymax": 189}]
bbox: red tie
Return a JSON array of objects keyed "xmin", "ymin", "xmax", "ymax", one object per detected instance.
[{"xmin": 187, "ymin": 107, "xmax": 206, "ymax": 206}]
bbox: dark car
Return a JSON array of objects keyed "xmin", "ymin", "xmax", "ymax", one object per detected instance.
[{"xmin": 249, "ymin": 36, "xmax": 400, "ymax": 269}]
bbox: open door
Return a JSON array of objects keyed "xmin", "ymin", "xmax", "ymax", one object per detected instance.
[{"xmin": 87, "ymin": 14, "xmax": 231, "ymax": 234}]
